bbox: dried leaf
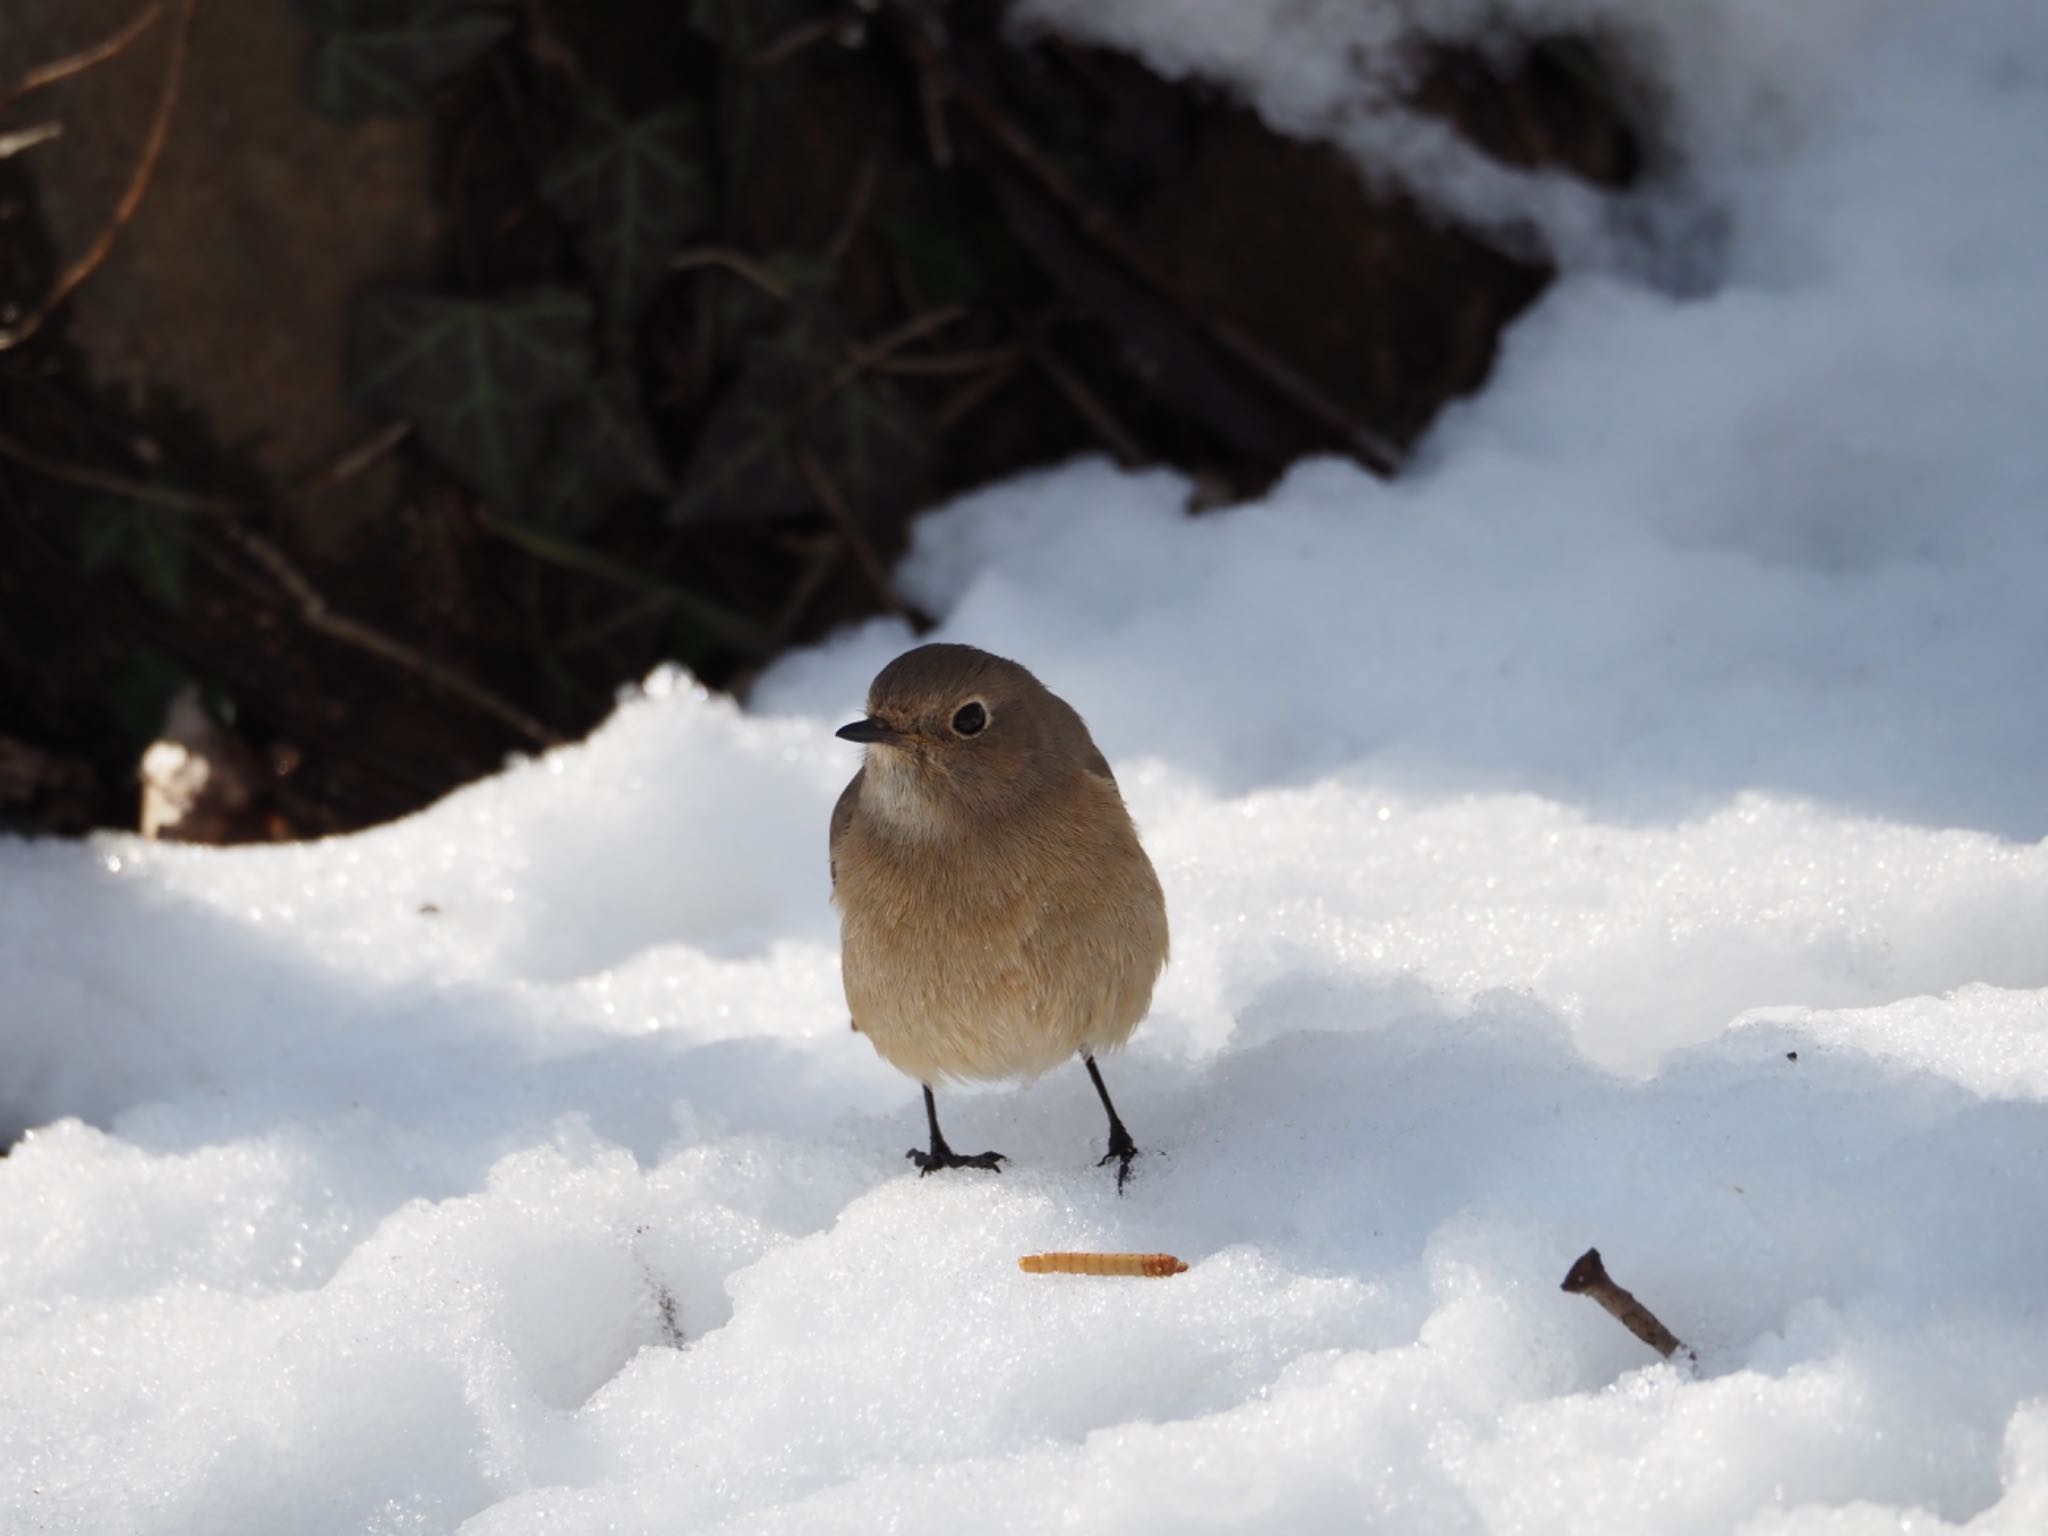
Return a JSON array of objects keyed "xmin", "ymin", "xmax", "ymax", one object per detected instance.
[
  {"xmin": 349, "ymin": 287, "xmax": 594, "ymax": 513},
  {"xmin": 541, "ymin": 95, "xmax": 712, "ymax": 329},
  {"xmin": 302, "ymin": 0, "xmax": 517, "ymax": 119}
]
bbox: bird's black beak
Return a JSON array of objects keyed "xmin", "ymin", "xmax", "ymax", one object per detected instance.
[{"xmin": 835, "ymin": 716, "xmax": 901, "ymax": 744}]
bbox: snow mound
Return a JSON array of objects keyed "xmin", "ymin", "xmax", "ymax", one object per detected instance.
[{"xmin": 8, "ymin": 0, "xmax": 2048, "ymax": 1530}]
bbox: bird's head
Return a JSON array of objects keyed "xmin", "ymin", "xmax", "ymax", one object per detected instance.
[{"xmin": 837, "ymin": 643, "xmax": 1095, "ymax": 834}]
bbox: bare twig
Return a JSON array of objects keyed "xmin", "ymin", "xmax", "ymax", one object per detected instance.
[
  {"xmin": 764, "ymin": 532, "xmax": 845, "ymax": 650},
  {"xmin": 476, "ymin": 511, "xmax": 771, "ymax": 657},
  {"xmin": 870, "ymin": 344, "xmax": 1021, "ymax": 377},
  {"xmin": 792, "ymin": 442, "xmax": 911, "ymax": 620},
  {"xmin": 0, "ymin": 2, "xmax": 164, "ymax": 115},
  {"xmin": 903, "ymin": 28, "xmax": 1403, "ymax": 476},
  {"xmin": 0, "ymin": 122, "xmax": 64, "ymax": 161},
  {"xmin": 1030, "ymin": 341, "xmax": 1146, "ymax": 467},
  {"xmin": 825, "ymin": 153, "xmax": 880, "ymax": 265},
  {"xmin": 671, "ymin": 245, "xmax": 793, "ymax": 300},
  {"xmin": 932, "ymin": 353, "xmax": 1022, "ymax": 431},
  {"xmin": 676, "ymin": 263, "xmax": 965, "ymax": 423},
  {"xmin": 916, "ymin": 55, "xmax": 954, "ymax": 167},
  {"xmin": 286, "ymin": 421, "xmax": 412, "ymax": 501},
  {"xmin": 0, "ymin": 430, "xmax": 235, "ymax": 515},
  {"xmin": 749, "ymin": 9, "xmax": 864, "ymax": 72},
  {"xmin": 215, "ymin": 522, "xmax": 562, "ymax": 749},
  {"xmin": 0, "ymin": 430, "xmax": 567, "ymax": 748},
  {"xmin": 0, "ymin": 0, "xmax": 197, "ymax": 351},
  {"xmin": 520, "ymin": 0, "xmax": 587, "ymax": 90},
  {"xmin": 1560, "ymin": 1248, "xmax": 1697, "ymax": 1368},
  {"xmin": 818, "ymin": 301, "xmax": 967, "ymax": 405}
]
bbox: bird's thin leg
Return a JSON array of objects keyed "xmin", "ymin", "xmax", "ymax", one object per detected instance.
[
  {"xmin": 1083, "ymin": 1056, "xmax": 1140, "ymax": 1191},
  {"xmin": 907, "ymin": 1084, "xmax": 1005, "ymax": 1175}
]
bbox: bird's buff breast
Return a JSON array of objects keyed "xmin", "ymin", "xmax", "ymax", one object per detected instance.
[{"xmin": 835, "ymin": 798, "xmax": 1166, "ymax": 1084}]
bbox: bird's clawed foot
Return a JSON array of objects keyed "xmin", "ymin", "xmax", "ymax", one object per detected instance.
[
  {"xmin": 907, "ymin": 1145, "xmax": 1007, "ymax": 1175},
  {"xmin": 1097, "ymin": 1124, "xmax": 1140, "ymax": 1193}
]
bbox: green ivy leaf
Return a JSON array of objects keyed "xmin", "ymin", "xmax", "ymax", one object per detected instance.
[
  {"xmin": 689, "ymin": 0, "xmax": 838, "ymax": 209},
  {"xmin": 672, "ymin": 303, "xmax": 929, "ymax": 527},
  {"xmin": 698, "ymin": 250, "xmax": 832, "ymax": 372},
  {"xmin": 77, "ymin": 498, "xmax": 189, "ymax": 611},
  {"xmin": 541, "ymin": 96, "xmax": 711, "ymax": 330},
  {"xmin": 302, "ymin": 0, "xmax": 516, "ymax": 119},
  {"xmin": 810, "ymin": 375, "xmax": 929, "ymax": 527},
  {"xmin": 349, "ymin": 287, "xmax": 594, "ymax": 512},
  {"xmin": 526, "ymin": 370, "xmax": 673, "ymax": 535}
]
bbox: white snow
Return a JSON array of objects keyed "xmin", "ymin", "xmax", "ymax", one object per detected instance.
[{"xmin": 8, "ymin": 1, "xmax": 2048, "ymax": 1530}]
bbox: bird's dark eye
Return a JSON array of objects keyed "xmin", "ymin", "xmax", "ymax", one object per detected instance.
[{"xmin": 952, "ymin": 701, "xmax": 987, "ymax": 736}]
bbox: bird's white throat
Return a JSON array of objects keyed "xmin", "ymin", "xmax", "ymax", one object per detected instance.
[{"xmin": 861, "ymin": 749, "xmax": 951, "ymax": 840}]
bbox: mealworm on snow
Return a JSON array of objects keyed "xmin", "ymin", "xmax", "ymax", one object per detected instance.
[{"xmin": 1017, "ymin": 1251, "xmax": 1189, "ymax": 1277}]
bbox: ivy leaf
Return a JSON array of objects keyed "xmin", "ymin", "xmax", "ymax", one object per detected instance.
[
  {"xmin": 541, "ymin": 96, "xmax": 711, "ymax": 330},
  {"xmin": 526, "ymin": 370, "xmax": 672, "ymax": 535},
  {"xmin": 349, "ymin": 287, "xmax": 594, "ymax": 512},
  {"xmin": 698, "ymin": 250, "xmax": 832, "ymax": 374},
  {"xmin": 688, "ymin": 0, "xmax": 840, "ymax": 210},
  {"xmin": 302, "ymin": 0, "xmax": 516, "ymax": 119},
  {"xmin": 671, "ymin": 304, "xmax": 929, "ymax": 527},
  {"xmin": 806, "ymin": 375, "xmax": 929, "ymax": 527},
  {"xmin": 77, "ymin": 498, "xmax": 189, "ymax": 611}
]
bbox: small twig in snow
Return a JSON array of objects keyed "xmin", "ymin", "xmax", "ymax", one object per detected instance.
[{"xmin": 1560, "ymin": 1247, "xmax": 1697, "ymax": 1368}]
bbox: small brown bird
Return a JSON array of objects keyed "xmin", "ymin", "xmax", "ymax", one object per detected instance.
[{"xmin": 831, "ymin": 643, "xmax": 1169, "ymax": 1188}]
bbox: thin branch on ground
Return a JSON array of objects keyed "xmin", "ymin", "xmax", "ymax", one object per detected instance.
[
  {"xmin": 0, "ymin": 430, "xmax": 568, "ymax": 749},
  {"xmin": 764, "ymin": 532, "xmax": 846, "ymax": 651},
  {"xmin": 825, "ymin": 153, "xmax": 880, "ymax": 264},
  {"xmin": 916, "ymin": 44, "xmax": 954, "ymax": 166},
  {"xmin": 792, "ymin": 442, "xmax": 915, "ymax": 621},
  {"xmin": 520, "ymin": 0, "xmax": 587, "ymax": 90},
  {"xmin": 903, "ymin": 27, "xmax": 1403, "ymax": 477},
  {"xmin": 475, "ymin": 512, "xmax": 771, "ymax": 658},
  {"xmin": 0, "ymin": 0, "xmax": 197, "ymax": 352},
  {"xmin": 932, "ymin": 354, "xmax": 1023, "ymax": 431},
  {"xmin": 671, "ymin": 245, "xmax": 794, "ymax": 300},
  {"xmin": 0, "ymin": 430, "xmax": 236, "ymax": 516},
  {"xmin": 749, "ymin": 9, "xmax": 865, "ymax": 72},
  {"xmin": 869, "ymin": 344, "xmax": 1022, "ymax": 377},
  {"xmin": 214, "ymin": 522, "xmax": 564, "ymax": 750},
  {"xmin": 1029, "ymin": 342, "xmax": 1147, "ymax": 467},
  {"xmin": 817, "ymin": 301, "xmax": 968, "ymax": 406},
  {"xmin": 0, "ymin": 2, "xmax": 164, "ymax": 115},
  {"xmin": 0, "ymin": 122, "xmax": 64, "ymax": 161},
  {"xmin": 286, "ymin": 421, "xmax": 412, "ymax": 501}
]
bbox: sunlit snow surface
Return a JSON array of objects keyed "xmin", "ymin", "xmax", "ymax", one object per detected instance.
[{"xmin": 9, "ymin": 2, "xmax": 2048, "ymax": 1531}]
